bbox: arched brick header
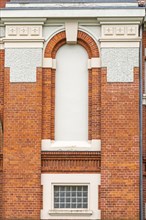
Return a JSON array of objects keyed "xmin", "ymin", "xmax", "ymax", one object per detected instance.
[
  {"xmin": 44, "ymin": 30, "xmax": 99, "ymax": 59},
  {"xmin": 43, "ymin": 30, "xmax": 101, "ymax": 140}
]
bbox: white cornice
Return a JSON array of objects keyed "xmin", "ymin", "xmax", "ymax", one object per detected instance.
[{"xmin": 1, "ymin": 9, "xmax": 145, "ymax": 20}]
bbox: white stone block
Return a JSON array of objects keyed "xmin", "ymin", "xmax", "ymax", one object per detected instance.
[{"xmin": 65, "ymin": 21, "xmax": 78, "ymax": 44}]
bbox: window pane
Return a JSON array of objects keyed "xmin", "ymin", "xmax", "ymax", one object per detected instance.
[{"xmin": 54, "ymin": 185, "xmax": 88, "ymax": 209}]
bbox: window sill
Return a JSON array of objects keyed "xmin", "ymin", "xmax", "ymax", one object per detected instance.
[
  {"xmin": 41, "ymin": 140, "xmax": 101, "ymax": 151},
  {"xmin": 49, "ymin": 209, "xmax": 93, "ymax": 216}
]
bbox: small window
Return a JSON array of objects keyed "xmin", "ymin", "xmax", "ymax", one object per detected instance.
[{"xmin": 54, "ymin": 185, "xmax": 88, "ymax": 209}]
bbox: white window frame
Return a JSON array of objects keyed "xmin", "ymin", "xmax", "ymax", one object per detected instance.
[
  {"xmin": 41, "ymin": 174, "xmax": 101, "ymax": 220},
  {"xmin": 52, "ymin": 184, "xmax": 90, "ymax": 213}
]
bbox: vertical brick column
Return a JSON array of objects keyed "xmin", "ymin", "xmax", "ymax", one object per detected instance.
[
  {"xmin": 0, "ymin": 50, "xmax": 4, "ymax": 129},
  {"xmin": 3, "ymin": 67, "xmax": 42, "ymax": 219},
  {"xmin": 0, "ymin": 49, "xmax": 4, "ymax": 219},
  {"xmin": 143, "ymin": 31, "xmax": 146, "ymax": 219},
  {"xmin": 101, "ymin": 67, "xmax": 139, "ymax": 219}
]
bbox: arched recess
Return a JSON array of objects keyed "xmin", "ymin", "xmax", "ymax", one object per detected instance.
[{"xmin": 43, "ymin": 30, "xmax": 101, "ymax": 141}]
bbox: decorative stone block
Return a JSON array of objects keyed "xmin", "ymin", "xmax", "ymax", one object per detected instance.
[
  {"xmin": 8, "ymin": 26, "xmax": 17, "ymax": 36},
  {"xmin": 127, "ymin": 26, "xmax": 137, "ymax": 35},
  {"xmin": 65, "ymin": 21, "xmax": 78, "ymax": 44},
  {"xmin": 30, "ymin": 26, "xmax": 40, "ymax": 36},
  {"xmin": 104, "ymin": 26, "xmax": 114, "ymax": 35},
  {"xmin": 115, "ymin": 26, "xmax": 125, "ymax": 35},
  {"xmin": 19, "ymin": 26, "xmax": 29, "ymax": 36}
]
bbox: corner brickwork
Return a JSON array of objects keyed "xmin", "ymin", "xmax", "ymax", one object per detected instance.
[
  {"xmin": 101, "ymin": 67, "xmax": 140, "ymax": 219},
  {"xmin": 2, "ymin": 68, "xmax": 42, "ymax": 219},
  {"xmin": 143, "ymin": 30, "xmax": 146, "ymax": 220}
]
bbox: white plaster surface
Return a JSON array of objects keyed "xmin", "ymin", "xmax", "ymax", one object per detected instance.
[
  {"xmin": 55, "ymin": 44, "xmax": 88, "ymax": 141},
  {"xmin": 5, "ymin": 48, "xmax": 42, "ymax": 82},
  {"xmin": 0, "ymin": 27, "xmax": 5, "ymax": 38},
  {"xmin": 41, "ymin": 173, "xmax": 101, "ymax": 220},
  {"xmin": 101, "ymin": 48, "xmax": 139, "ymax": 82}
]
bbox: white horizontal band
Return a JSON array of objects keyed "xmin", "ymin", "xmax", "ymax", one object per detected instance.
[
  {"xmin": 48, "ymin": 210, "xmax": 93, "ymax": 216},
  {"xmin": 41, "ymin": 139, "xmax": 101, "ymax": 151},
  {"xmin": 43, "ymin": 58, "xmax": 56, "ymax": 69}
]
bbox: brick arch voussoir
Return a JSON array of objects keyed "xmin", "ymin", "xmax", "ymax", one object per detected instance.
[
  {"xmin": 78, "ymin": 31, "xmax": 99, "ymax": 58},
  {"xmin": 44, "ymin": 31, "xmax": 66, "ymax": 58},
  {"xmin": 44, "ymin": 30, "xmax": 99, "ymax": 59}
]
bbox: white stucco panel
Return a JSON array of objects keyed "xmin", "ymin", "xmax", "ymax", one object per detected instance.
[
  {"xmin": 5, "ymin": 48, "xmax": 42, "ymax": 82},
  {"xmin": 101, "ymin": 48, "xmax": 139, "ymax": 82}
]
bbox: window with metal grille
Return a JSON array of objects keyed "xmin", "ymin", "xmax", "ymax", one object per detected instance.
[{"xmin": 54, "ymin": 185, "xmax": 88, "ymax": 209}]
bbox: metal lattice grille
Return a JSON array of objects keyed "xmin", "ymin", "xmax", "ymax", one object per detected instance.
[{"xmin": 54, "ymin": 185, "xmax": 88, "ymax": 209}]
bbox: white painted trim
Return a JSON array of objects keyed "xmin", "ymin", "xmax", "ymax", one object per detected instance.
[
  {"xmin": 100, "ymin": 41, "xmax": 140, "ymax": 48},
  {"xmin": 43, "ymin": 58, "xmax": 56, "ymax": 69},
  {"xmin": 41, "ymin": 139, "xmax": 101, "ymax": 151},
  {"xmin": 41, "ymin": 173, "xmax": 101, "ymax": 220},
  {"xmin": 0, "ymin": 40, "xmax": 4, "ymax": 50},
  {"xmin": 48, "ymin": 210, "xmax": 93, "ymax": 216},
  {"xmin": 3, "ymin": 38, "xmax": 44, "ymax": 48},
  {"xmin": 88, "ymin": 58, "xmax": 100, "ymax": 69},
  {"xmin": 1, "ymin": 9, "xmax": 145, "ymax": 19},
  {"xmin": 4, "ymin": 42, "xmax": 44, "ymax": 48},
  {"xmin": 6, "ymin": 3, "xmax": 138, "ymax": 8}
]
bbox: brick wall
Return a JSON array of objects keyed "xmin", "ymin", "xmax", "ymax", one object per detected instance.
[
  {"xmin": 0, "ymin": 49, "xmax": 4, "ymax": 219},
  {"xmin": 0, "ymin": 50, "xmax": 4, "ymax": 130},
  {"xmin": 0, "ymin": 0, "xmax": 10, "ymax": 8},
  {"xmin": 101, "ymin": 67, "xmax": 140, "ymax": 219},
  {"xmin": 2, "ymin": 68, "xmax": 42, "ymax": 219},
  {"xmin": 143, "ymin": 30, "xmax": 146, "ymax": 220}
]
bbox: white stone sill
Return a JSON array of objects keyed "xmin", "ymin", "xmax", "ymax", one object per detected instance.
[
  {"xmin": 49, "ymin": 209, "xmax": 93, "ymax": 216},
  {"xmin": 41, "ymin": 140, "xmax": 101, "ymax": 151}
]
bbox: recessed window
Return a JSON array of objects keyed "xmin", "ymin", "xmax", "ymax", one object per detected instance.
[
  {"xmin": 55, "ymin": 44, "xmax": 88, "ymax": 141},
  {"xmin": 54, "ymin": 185, "xmax": 88, "ymax": 209}
]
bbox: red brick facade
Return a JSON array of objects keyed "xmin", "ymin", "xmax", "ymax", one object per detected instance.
[
  {"xmin": 101, "ymin": 67, "xmax": 140, "ymax": 219},
  {"xmin": 0, "ymin": 27, "xmax": 143, "ymax": 219}
]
